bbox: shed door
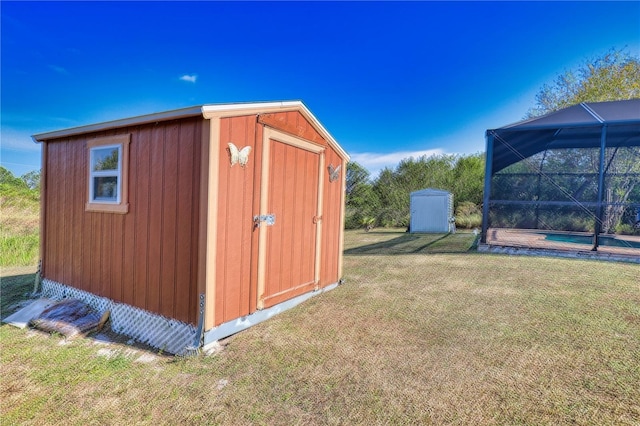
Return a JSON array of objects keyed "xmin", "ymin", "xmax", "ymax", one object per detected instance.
[
  {"xmin": 257, "ymin": 128, "xmax": 325, "ymax": 309},
  {"xmin": 412, "ymin": 195, "xmax": 447, "ymax": 232}
]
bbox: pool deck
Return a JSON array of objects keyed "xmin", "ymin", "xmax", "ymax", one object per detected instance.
[{"xmin": 483, "ymin": 228, "xmax": 640, "ymax": 263}]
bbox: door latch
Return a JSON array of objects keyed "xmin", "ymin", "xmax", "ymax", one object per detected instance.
[{"xmin": 253, "ymin": 214, "xmax": 276, "ymax": 227}]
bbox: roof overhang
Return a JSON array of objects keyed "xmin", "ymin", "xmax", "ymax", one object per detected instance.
[
  {"xmin": 31, "ymin": 106, "xmax": 204, "ymax": 142},
  {"xmin": 487, "ymin": 99, "xmax": 640, "ymax": 174},
  {"xmin": 32, "ymin": 100, "xmax": 349, "ymax": 161}
]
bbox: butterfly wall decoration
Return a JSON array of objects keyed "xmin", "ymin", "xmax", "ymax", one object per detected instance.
[
  {"xmin": 227, "ymin": 142, "xmax": 252, "ymax": 167},
  {"xmin": 328, "ymin": 163, "xmax": 341, "ymax": 182}
]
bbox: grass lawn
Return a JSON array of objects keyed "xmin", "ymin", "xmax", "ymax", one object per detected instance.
[
  {"xmin": 1, "ymin": 229, "xmax": 639, "ymax": 425},
  {"xmin": 0, "ymin": 194, "xmax": 40, "ymax": 267}
]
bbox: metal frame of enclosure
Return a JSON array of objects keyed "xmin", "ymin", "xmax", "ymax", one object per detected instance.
[{"xmin": 481, "ymin": 99, "xmax": 640, "ymax": 259}]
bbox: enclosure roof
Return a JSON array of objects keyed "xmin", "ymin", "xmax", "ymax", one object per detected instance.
[
  {"xmin": 32, "ymin": 100, "xmax": 349, "ymax": 160},
  {"xmin": 487, "ymin": 99, "xmax": 640, "ymax": 174},
  {"xmin": 410, "ymin": 188, "xmax": 451, "ymax": 196}
]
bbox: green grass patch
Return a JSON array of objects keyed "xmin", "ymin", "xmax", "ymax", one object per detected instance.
[
  {"xmin": 1, "ymin": 193, "xmax": 40, "ymax": 267},
  {"xmin": 344, "ymin": 228, "xmax": 477, "ymax": 254},
  {"xmin": 0, "ymin": 232, "xmax": 39, "ymax": 267},
  {"xmin": 1, "ymin": 231, "xmax": 639, "ymax": 425}
]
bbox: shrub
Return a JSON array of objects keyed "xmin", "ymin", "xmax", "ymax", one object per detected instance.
[
  {"xmin": 615, "ymin": 223, "xmax": 638, "ymax": 236},
  {"xmin": 455, "ymin": 202, "xmax": 482, "ymax": 229}
]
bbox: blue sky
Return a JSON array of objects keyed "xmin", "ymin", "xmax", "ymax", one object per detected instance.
[{"xmin": 2, "ymin": 1, "xmax": 639, "ymax": 178}]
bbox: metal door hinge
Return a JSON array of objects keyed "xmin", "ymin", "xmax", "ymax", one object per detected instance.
[{"xmin": 254, "ymin": 214, "xmax": 276, "ymax": 227}]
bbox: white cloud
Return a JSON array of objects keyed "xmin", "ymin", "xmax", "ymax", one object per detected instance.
[
  {"xmin": 350, "ymin": 148, "xmax": 445, "ymax": 178},
  {"xmin": 1, "ymin": 128, "xmax": 41, "ymax": 176},
  {"xmin": 1, "ymin": 128, "xmax": 41, "ymax": 152},
  {"xmin": 179, "ymin": 74, "xmax": 197, "ymax": 83}
]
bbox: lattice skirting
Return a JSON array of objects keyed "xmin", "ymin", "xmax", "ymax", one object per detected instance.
[{"xmin": 40, "ymin": 279, "xmax": 198, "ymax": 356}]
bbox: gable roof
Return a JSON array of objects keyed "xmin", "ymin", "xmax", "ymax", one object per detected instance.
[
  {"xmin": 487, "ymin": 99, "xmax": 640, "ymax": 174},
  {"xmin": 410, "ymin": 188, "xmax": 451, "ymax": 197},
  {"xmin": 32, "ymin": 100, "xmax": 349, "ymax": 161}
]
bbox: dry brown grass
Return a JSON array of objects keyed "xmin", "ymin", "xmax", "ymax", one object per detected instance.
[{"xmin": 1, "ymin": 229, "xmax": 639, "ymax": 425}]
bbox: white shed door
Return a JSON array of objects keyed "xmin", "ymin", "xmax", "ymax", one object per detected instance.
[{"xmin": 411, "ymin": 195, "xmax": 448, "ymax": 233}]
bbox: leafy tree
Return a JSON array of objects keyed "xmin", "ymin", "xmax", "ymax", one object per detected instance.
[
  {"xmin": 526, "ymin": 48, "xmax": 640, "ymax": 118},
  {"xmin": 0, "ymin": 166, "xmax": 39, "ymax": 203},
  {"xmin": 21, "ymin": 169, "xmax": 41, "ymax": 191},
  {"xmin": 0, "ymin": 166, "xmax": 27, "ymax": 189},
  {"xmin": 513, "ymin": 48, "xmax": 640, "ymax": 234},
  {"xmin": 94, "ymin": 149, "xmax": 119, "ymax": 171},
  {"xmin": 601, "ymin": 147, "xmax": 640, "ymax": 233},
  {"xmin": 370, "ymin": 153, "xmax": 485, "ymax": 228},
  {"xmin": 373, "ymin": 167, "xmax": 408, "ymax": 227},
  {"xmin": 344, "ymin": 161, "xmax": 381, "ymax": 229},
  {"xmin": 451, "ymin": 154, "xmax": 484, "ymax": 207},
  {"xmin": 346, "ymin": 161, "xmax": 371, "ymax": 198}
]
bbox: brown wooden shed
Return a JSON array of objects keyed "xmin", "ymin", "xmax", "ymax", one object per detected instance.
[{"xmin": 32, "ymin": 101, "xmax": 349, "ymax": 354}]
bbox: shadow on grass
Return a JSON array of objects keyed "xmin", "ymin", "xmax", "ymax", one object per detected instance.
[
  {"xmin": 1, "ymin": 272, "xmax": 36, "ymax": 321},
  {"xmin": 344, "ymin": 232, "xmax": 478, "ymax": 256}
]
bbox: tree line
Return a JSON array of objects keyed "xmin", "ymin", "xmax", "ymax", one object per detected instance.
[
  {"xmin": 346, "ymin": 48, "xmax": 639, "ymax": 232},
  {"xmin": 345, "ymin": 153, "xmax": 485, "ymax": 230},
  {"xmin": 0, "ymin": 166, "xmax": 40, "ymax": 202},
  {"xmin": 2, "ymin": 49, "xmax": 636, "ymax": 234}
]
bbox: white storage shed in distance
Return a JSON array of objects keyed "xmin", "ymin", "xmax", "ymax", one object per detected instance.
[{"xmin": 409, "ymin": 188, "xmax": 454, "ymax": 233}]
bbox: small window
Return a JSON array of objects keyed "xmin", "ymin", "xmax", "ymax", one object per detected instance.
[{"xmin": 86, "ymin": 134, "xmax": 130, "ymax": 213}]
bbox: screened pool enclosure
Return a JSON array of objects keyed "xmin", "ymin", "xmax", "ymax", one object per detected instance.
[{"xmin": 481, "ymin": 99, "xmax": 640, "ymax": 259}]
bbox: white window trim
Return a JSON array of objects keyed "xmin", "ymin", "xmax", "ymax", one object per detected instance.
[{"xmin": 86, "ymin": 134, "xmax": 130, "ymax": 214}]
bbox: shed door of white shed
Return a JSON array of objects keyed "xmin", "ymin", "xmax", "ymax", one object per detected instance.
[
  {"xmin": 257, "ymin": 127, "xmax": 325, "ymax": 309},
  {"xmin": 411, "ymin": 195, "xmax": 449, "ymax": 233}
]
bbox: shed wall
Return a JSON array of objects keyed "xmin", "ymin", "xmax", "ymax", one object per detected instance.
[
  {"xmin": 42, "ymin": 118, "xmax": 203, "ymax": 324},
  {"xmin": 258, "ymin": 110, "xmax": 326, "ymax": 146},
  {"xmin": 320, "ymin": 145, "xmax": 345, "ymax": 287},
  {"xmin": 214, "ymin": 115, "xmax": 261, "ymax": 326},
  {"xmin": 410, "ymin": 192, "xmax": 452, "ymax": 233},
  {"xmin": 212, "ymin": 111, "xmax": 345, "ymax": 326}
]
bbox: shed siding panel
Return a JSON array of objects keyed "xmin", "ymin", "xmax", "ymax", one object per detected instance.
[
  {"xmin": 320, "ymin": 146, "xmax": 343, "ymax": 287},
  {"xmin": 121, "ymin": 135, "xmax": 137, "ymax": 308},
  {"xmin": 134, "ymin": 127, "xmax": 151, "ymax": 311},
  {"xmin": 189, "ymin": 121, "xmax": 203, "ymax": 322},
  {"xmin": 215, "ymin": 116, "xmax": 257, "ymax": 325},
  {"xmin": 101, "ymin": 214, "xmax": 111, "ymax": 297},
  {"xmin": 60, "ymin": 142, "xmax": 70, "ymax": 284},
  {"xmin": 161, "ymin": 123, "xmax": 179, "ymax": 317},
  {"xmin": 175, "ymin": 121, "xmax": 197, "ymax": 322},
  {"xmin": 147, "ymin": 126, "xmax": 164, "ymax": 315},
  {"xmin": 42, "ymin": 118, "xmax": 202, "ymax": 324},
  {"xmin": 259, "ymin": 111, "xmax": 327, "ymax": 146},
  {"xmin": 70, "ymin": 140, "xmax": 85, "ymax": 288}
]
